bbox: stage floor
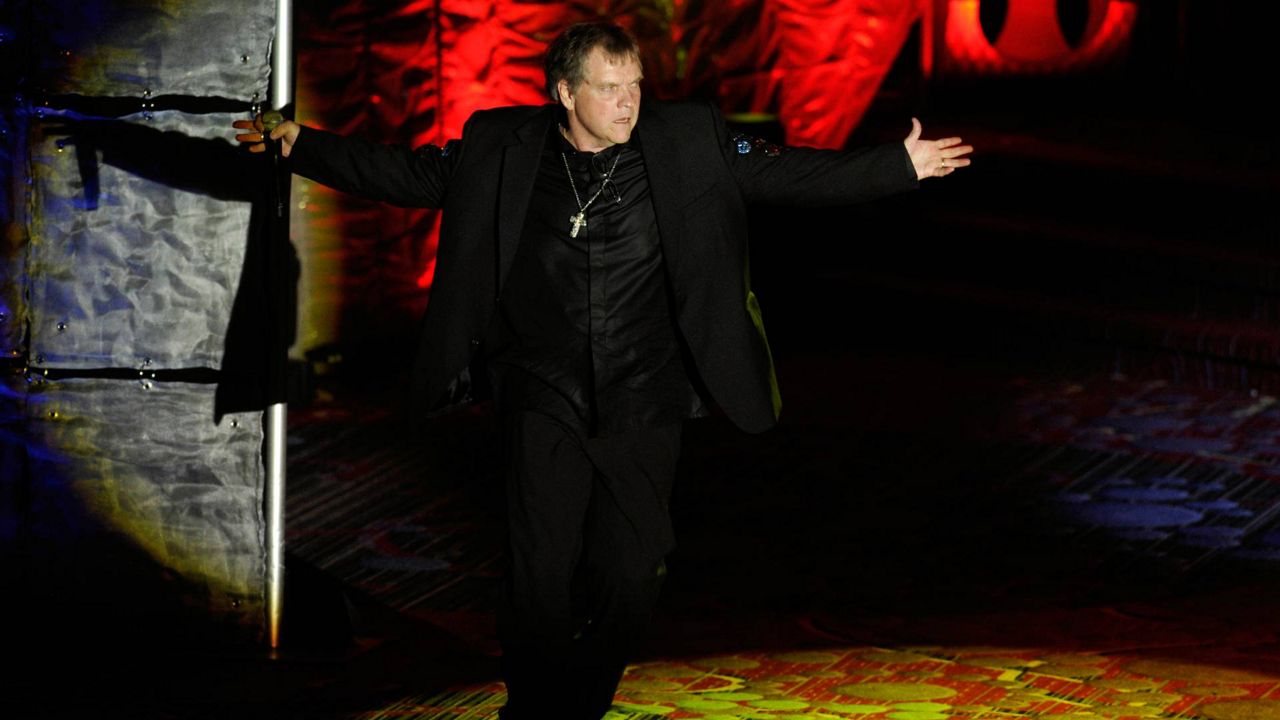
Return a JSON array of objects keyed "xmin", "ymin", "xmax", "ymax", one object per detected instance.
[{"xmin": 271, "ymin": 350, "xmax": 1280, "ymax": 720}]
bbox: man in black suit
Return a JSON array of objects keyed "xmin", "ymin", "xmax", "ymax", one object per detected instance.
[{"xmin": 237, "ymin": 20, "xmax": 969, "ymax": 720}]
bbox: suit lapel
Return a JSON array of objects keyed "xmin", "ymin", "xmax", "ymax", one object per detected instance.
[
  {"xmin": 636, "ymin": 107, "xmax": 687, "ymax": 276},
  {"xmin": 496, "ymin": 108, "xmax": 553, "ymax": 294}
]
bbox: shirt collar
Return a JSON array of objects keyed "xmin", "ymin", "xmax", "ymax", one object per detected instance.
[{"xmin": 553, "ymin": 123, "xmax": 636, "ymax": 162}]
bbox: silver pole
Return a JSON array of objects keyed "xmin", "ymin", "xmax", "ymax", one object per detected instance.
[
  {"xmin": 265, "ymin": 401, "xmax": 287, "ymax": 649},
  {"xmin": 272, "ymin": 0, "xmax": 293, "ymax": 114},
  {"xmin": 265, "ymin": 0, "xmax": 293, "ymax": 651}
]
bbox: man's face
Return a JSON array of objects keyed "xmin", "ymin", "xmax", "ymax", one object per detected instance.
[{"xmin": 558, "ymin": 47, "xmax": 642, "ymax": 152}]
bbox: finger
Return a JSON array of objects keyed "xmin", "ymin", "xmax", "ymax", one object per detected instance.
[
  {"xmin": 933, "ymin": 137, "xmax": 965, "ymax": 149},
  {"xmin": 269, "ymin": 125, "xmax": 287, "ymax": 141},
  {"xmin": 231, "ymin": 119, "xmax": 257, "ymax": 130},
  {"xmin": 247, "ymin": 144, "xmax": 265, "ymax": 154},
  {"xmin": 907, "ymin": 117, "xmax": 922, "ymax": 143},
  {"xmin": 942, "ymin": 144, "xmax": 974, "ymax": 158},
  {"xmin": 936, "ymin": 158, "xmax": 967, "ymax": 176},
  {"xmin": 234, "ymin": 132, "xmax": 264, "ymax": 143}
]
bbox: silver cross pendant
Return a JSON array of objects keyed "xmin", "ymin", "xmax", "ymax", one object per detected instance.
[{"xmin": 569, "ymin": 212, "xmax": 586, "ymax": 238}]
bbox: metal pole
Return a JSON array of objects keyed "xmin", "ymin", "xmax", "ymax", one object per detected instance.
[
  {"xmin": 265, "ymin": 401, "xmax": 287, "ymax": 649},
  {"xmin": 272, "ymin": 0, "xmax": 294, "ymax": 113},
  {"xmin": 265, "ymin": 0, "xmax": 294, "ymax": 651}
]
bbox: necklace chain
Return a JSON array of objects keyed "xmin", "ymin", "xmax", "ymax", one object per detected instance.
[{"xmin": 561, "ymin": 144, "xmax": 621, "ymax": 239}]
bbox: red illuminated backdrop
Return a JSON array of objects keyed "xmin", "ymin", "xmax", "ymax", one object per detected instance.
[
  {"xmin": 934, "ymin": 0, "xmax": 1137, "ymax": 75},
  {"xmin": 291, "ymin": 0, "xmax": 1137, "ymax": 353}
]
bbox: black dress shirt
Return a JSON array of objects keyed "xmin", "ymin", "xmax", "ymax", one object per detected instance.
[{"xmin": 485, "ymin": 123, "xmax": 706, "ymax": 436}]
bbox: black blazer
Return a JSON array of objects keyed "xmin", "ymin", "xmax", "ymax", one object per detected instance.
[{"xmin": 290, "ymin": 100, "xmax": 918, "ymax": 432}]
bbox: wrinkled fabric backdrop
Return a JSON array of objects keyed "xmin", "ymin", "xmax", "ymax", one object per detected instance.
[{"xmin": 2, "ymin": 0, "xmax": 272, "ymax": 640}]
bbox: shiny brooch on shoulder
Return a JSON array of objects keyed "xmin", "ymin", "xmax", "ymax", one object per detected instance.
[{"xmin": 732, "ymin": 133, "xmax": 783, "ymax": 157}]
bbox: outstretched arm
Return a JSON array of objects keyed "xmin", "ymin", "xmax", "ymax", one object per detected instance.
[
  {"xmin": 903, "ymin": 117, "xmax": 973, "ymax": 179},
  {"xmin": 726, "ymin": 109, "xmax": 972, "ymax": 206},
  {"xmin": 232, "ymin": 115, "xmax": 460, "ymax": 209}
]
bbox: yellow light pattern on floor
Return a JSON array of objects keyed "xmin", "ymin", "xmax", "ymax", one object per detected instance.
[{"xmin": 355, "ymin": 644, "xmax": 1280, "ymax": 719}]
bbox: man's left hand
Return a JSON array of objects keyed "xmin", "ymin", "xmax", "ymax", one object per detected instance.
[{"xmin": 904, "ymin": 118, "xmax": 972, "ymax": 180}]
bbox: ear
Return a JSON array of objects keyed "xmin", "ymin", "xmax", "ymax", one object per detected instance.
[{"xmin": 557, "ymin": 79, "xmax": 575, "ymax": 111}]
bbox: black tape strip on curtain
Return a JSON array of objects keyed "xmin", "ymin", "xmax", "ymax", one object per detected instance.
[{"xmin": 40, "ymin": 94, "xmax": 256, "ymax": 118}]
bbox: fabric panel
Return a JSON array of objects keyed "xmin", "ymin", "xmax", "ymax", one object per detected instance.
[
  {"xmin": 23, "ymin": 377, "xmax": 265, "ymax": 635},
  {"xmin": 33, "ymin": 0, "xmax": 272, "ymax": 100},
  {"xmin": 28, "ymin": 111, "xmax": 253, "ymax": 370}
]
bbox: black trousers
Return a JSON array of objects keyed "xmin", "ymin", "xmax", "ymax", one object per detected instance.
[{"xmin": 497, "ymin": 411, "xmax": 682, "ymax": 720}]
